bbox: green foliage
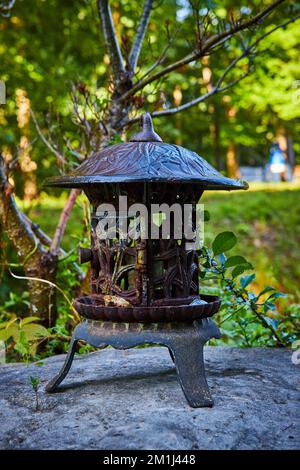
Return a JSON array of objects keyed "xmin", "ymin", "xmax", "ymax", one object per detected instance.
[
  {"xmin": 202, "ymin": 185, "xmax": 300, "ymax": 302},
  {"xmin": 200, "ymin": 230, "xmax": 298, "ymax": 348},
  {"xmin": 29, "ymin": 375, "xmax": 40, "ymax": 393},
  {"xmin": 0, "ymin": 314, "xmax": 49, "ymax": 360},
  {"xmin": 29, "ymin": 375, "xmax": 40, "ymax": 411},
  {"xmin": 212, "ymin": 231, "xmax": 237, "ymax": 256}
]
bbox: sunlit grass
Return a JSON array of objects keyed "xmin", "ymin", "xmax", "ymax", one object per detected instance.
[{"xmin": 204, "ymin": 181, "xmax": 300, "ymax": 198}]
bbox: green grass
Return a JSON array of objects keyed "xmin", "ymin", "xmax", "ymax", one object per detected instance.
[{"xmin": 202, "ymin": 182, "xmax": 300, "ymax": 303}]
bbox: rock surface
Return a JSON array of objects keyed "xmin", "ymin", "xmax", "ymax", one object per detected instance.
[{"xmin": 0, "ymin": 346, "xmax": 299, "ymax": 450}]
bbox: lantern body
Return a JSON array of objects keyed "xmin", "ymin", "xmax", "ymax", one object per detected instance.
[
  {"xmin": 45, "ymin": 113, "xmax": 248, "ymax": 407},
  {"xmin": 45, "ymin": 113, "xmax": 247, "ymax": 321},
  {"xmin": 82, "ymin": 181, "xmax": 202, "ymax": 308}
]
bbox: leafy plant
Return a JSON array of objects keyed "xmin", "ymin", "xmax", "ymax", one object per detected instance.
[
  {"xmin": 0, "ymin": 316, "xmax": 49, "ymax": 360},
  {"xmin": 200, "ymin": 230, "xmax": 297, "ymax": 347},
  {"xmin": 29, "ymin": 376, "xmax": 41, "ymax": 411}
]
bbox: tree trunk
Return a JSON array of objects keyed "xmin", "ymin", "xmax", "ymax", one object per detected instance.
[
  {"xmin": 226, "ymin": 142, "xmax": 240, "ymax": 178},
  {"xmin": 0, "ymin": 156, "xmax": 57, "ymax": 326}
]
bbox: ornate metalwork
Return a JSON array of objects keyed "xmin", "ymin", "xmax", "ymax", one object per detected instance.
[
  {"xmin": 74, "ymin": 294, "xmax": 221, "ymax": 322},
  {"xmin": 44, "ymin": 113, "xmax": 248, "ymax": 407},
  {"xmin": 45, "ymin": 114, "xmax": 248, "ymax": 190},
  {"xmin": 46, "ymin": 318, "xmax": 221, "ymax": 408}
]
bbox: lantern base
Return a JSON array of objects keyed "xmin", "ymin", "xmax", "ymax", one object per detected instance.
[{"xmin": 45, "ymin": 318, "xmax": 221, "ymax": 408}]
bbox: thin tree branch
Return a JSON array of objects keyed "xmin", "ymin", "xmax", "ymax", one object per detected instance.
[
  {"xmin": 128, "ymin": 0, "xmax": 154, "ymax": 71},
  {"xmin": 50, "ymin": 188, "xmax": 81, "ymax": 255},
  {"xmin": 21, "ymin": 213, "xmax": 84, "ymax": 280},
  {"xmin": 97, "ymin": 0, "xmax": 125, "ymax": 79},
  {"xmin": 0, "ymin": 154, "xmax": 44, "ymax": 260},
  {"xmin": 118, "ymin": 0, "xmax": 286, "ymax": 103},
  {"xmin": 22, "ymin": 213, "xmax": 53, "ymax": 247},
  {"xmin": 126, "ymin": 13, "xmax": 299, "ymax": 123},
  {"xmin": 138, "ymin": 25, "xmax": 181, "ymax": 81},
  {"xmin": 30, "ymin": 110, "xmax": 67, "ymax": 164}
]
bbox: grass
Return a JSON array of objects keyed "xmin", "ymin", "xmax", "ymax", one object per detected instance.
[{"xmin": 202, "ymin": 182, "xmax": 300, "ymax": 303}]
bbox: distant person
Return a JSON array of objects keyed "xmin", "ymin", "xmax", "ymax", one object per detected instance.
[{"xmin": 269, "ymin": 142, "xmax": 286, "ymax": 181}]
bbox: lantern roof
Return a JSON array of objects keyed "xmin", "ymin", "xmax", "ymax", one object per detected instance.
[{"xmin": 45, "ymin": 113, "xmax": 248, "ymax": 191}]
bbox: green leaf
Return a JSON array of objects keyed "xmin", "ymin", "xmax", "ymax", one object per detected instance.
[
  {"xmin": 29, "ymin": 376, "xmax": 40, "ymax": 391},
  {"xmin": 0, "ymin": 317, "xmax": 17, "ymax": 330},
  {"xmin": 262, "ymin": 316, "xmax": 279, "ymax": 330},
  {"xmin": 257, "ymin": 286, "xmax": 276, "ymax": 299},
  {"xmin": 15, "ymin": 341, "xmax": 28, "ymax": 356},
  {"xmin": 240, "ymin": 273, "xmax": 256, "ymax": 289},
  {"xmin": 263, "ymin": 300, "xmax": 276, "ymax": 312},
  {"xmin": 224, "ymin": 255, "xmax": 250, "ymax": 268},
  {"xmin": 0, "ymin": 328, "xmax": 12, "ymax": 341},
  {"xmin": 212, "ymin": 231, "xmax": 237, "ymax": 256},
  {"xmin": 23, "ymin": 324, "xmax": 49, "ymax": 340},
  {"xmin": 267, "ymin": 292, "xmax": 286, "ymax": 300},
  {"xmin": 6, "ymin": 323, "xmax": 20, "ymax": 342},
  {"xmin": 217, "ymin": 253, "xmax": 227, "ymax": 266},
  {"xmin": 15, "ymin": 331, "xmax": 29, "ymax": 357},
  {"xmin": 20, "ymin": 316, "xmax": 40, "ymax": 327},
  {"xmin": 232, "ymin": 265, "xmax": 246, "ymax": 278}
]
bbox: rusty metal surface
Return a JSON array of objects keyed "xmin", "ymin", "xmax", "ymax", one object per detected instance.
[
  {"xmin": 74, "ymin": 294, "xmax": 221, "ymax": 322},
  {"xmin": 45, "ymin": 142, "xmax": 248, "ymax": 189},
  {"xmin": 45, "ymin": 318, "xmax": 221, "ymax": 408},
  {"xmin": 44, "ymin": 114, "xmax": 248, "ymax": 190},
  {"xmin": 130, "ymin": 112, "xmax": 163, "ymax": 142},
  {"xmin": 88, "ymin": 219, "xmax": 200, "ymax": 307}
]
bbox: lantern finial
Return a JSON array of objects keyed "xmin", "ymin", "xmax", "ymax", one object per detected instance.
[{"xmin": 130, "ymin": 112, "xmax": 163, "ymax": 143}]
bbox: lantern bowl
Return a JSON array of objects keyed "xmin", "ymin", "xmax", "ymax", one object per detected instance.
[{"xmin": 73, "ymin": 294, "xmax": 221, "ymax": 323}]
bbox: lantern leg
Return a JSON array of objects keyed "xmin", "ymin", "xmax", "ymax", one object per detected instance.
[
  {"xmin": 45, "ymin": 331, "xmax": 79, "ymax": 393},
  {"xmin": 167, "ymin": 319, "xmax": 221, "ymax": 408}
]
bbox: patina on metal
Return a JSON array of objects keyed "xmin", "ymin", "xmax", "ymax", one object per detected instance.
[
  {"xmin": 46, "ymin": 318, "xmax": 221, "ymax": 408},
  {"xmin": 45, "ymin": 113, "xmax": 248, "ymax": 189},
  {"xmin": 45, "ymin": 113, "xmax": 248, "ymax": 407}
]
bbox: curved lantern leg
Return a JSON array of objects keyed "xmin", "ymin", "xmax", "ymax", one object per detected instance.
[
  {"xmin": 45, "ymin": 322, "xmax": 108, "ymax": 393},
  {"xmin": 46, "ymin": 318, "xmax": 221, "ymax": 408},
  {"xmin": 45, "ymin": 336, "xmax": 79, "ymax": 393},
  {"xmin": 168, "ymin": 319, "xmax": 221, "ymax": 408}
]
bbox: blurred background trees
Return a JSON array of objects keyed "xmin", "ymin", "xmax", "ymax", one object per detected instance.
[{"xmin": 0, "ymin": 0, "xmax": 299, "ymax": 357}]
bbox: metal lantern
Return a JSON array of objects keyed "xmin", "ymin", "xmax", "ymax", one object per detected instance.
[{"xmin": 45, "ymin": 113, "xmax": 248, "ymax": 407}]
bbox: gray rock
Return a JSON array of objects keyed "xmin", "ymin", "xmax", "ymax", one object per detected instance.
[{"xmin": 0, "ymin": 346, "xmax": 299, "ymax": 450}]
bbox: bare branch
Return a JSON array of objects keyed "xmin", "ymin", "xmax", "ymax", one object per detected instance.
[
  {"xmin": 138, "ymin": 25, "xmax": 181, "ymax": 81},
  {"xmin": 0, "ymin": 154, "xmax": 43, "ymax": 261},
  {"xmin": 128, "ymin": 0, "xmax": 154, "ymax": 71},
  {"xmin": 21, "ymin": 213, "xmax": 84, "ymax": 280},
  {"xmin": 97, "ymin": 0, "xmax": 125, "ymax": 79},
  {"xmin": 50, "ymin": 188, "xmax": 81, "ymax": 255},
  {"xmin": 30, "ymin": 110, "xmax": 67, "ymax": 164},
  {"xmin": 118, "ymin": 0, "xmax": 286, "ymax": 103},
  {"xmin": 22, "ymin": 213, "xmax": 53, "ymax": 247},
  {"xmin": 127, "ymin": 14, "xmax": 300, "ymax": 122}
]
